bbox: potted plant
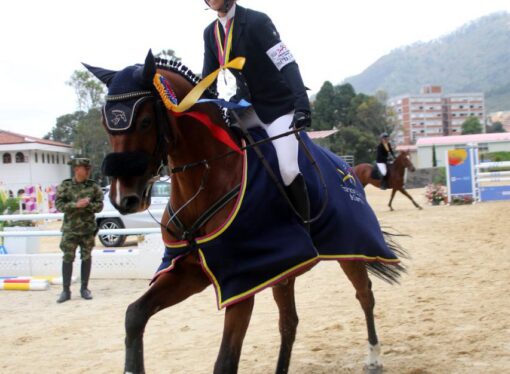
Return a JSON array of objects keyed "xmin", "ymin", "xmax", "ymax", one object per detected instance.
[{"xmin": 425, "ymin": 184, "xmax": 447, "ymax": 205}]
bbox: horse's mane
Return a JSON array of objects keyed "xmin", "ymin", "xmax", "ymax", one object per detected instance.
[
  {"xmin": 153, "ymin": 57, "xmax": 232, "ymax": 128},
  {"xmin": 154, "ymin": 57, "xmax": 218, "ymax": 99}
]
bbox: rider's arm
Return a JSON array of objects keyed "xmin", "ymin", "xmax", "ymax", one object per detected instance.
[{"xmin": 253, "ymin": 13, "xmax": 310, "ymax": 114}]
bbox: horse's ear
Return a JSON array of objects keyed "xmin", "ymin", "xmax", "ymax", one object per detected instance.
[
  {"xmin": 82, "ymin": 63, "xmax": 117, "ymax": 86},
  {"xmin": 142, "ymin": 49, "xmax": 157, "ymax": 85}
]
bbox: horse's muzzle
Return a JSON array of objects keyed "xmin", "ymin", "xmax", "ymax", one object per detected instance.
[{"xmin": 102, "ymin": 152, "xmax": 150, "ymax": 177}]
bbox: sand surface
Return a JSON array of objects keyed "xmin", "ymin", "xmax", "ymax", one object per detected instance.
[{"xmin": 1, "ymin": 186, "xmax": 509, "ymax": 373}]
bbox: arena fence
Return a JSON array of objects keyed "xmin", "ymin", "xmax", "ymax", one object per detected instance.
[{"xmin": 0, "ymin": 211, "xmax": 165, "ymax": 280}]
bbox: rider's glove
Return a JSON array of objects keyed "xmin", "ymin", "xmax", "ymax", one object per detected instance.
[{"xmin": 290, "ymin": 110, "xmax": 312, "ymax": 129}]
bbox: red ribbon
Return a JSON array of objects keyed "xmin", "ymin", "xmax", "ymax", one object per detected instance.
[{"xmin": 174, "ymin": 111, "xmax": 242, "ymax": 154}]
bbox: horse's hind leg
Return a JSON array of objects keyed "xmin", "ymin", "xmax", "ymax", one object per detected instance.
[
  {"xmin": 214, "ymin": 297, "xmax": 255, "ymax": 374},
  {"xmin": 399, "ymin": 188, "xmax": 423, "ymax": 210},
  {"xmin": 272, "ymin": 277, "xmax": 298, "ymax": 374},
  {"xmin": 339, "ymin": 261, "xmax": 383, "ymax": 372},
  {"xmin": 124, "ymin": 259, "xmax": 210, "ymax": 374}
]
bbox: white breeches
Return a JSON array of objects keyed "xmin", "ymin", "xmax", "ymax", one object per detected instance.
[
  {"xmin": 377, "ymin": 163, "xmax": 387, "ymax": 176},
  {"xmin": 237, "ymin": 109, "xmax": 300, "ymax": 186}
]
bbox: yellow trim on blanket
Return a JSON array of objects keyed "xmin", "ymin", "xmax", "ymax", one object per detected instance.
[
  {"xmin": 216, "ymin": 257, "xmax": 318, "ymax": 309},
  {"xmin": 164, "ymin": 142, "xmax": 248, "ymax": 248},
  {"xmin": 318, "ymin": 254, "xmax": 401, "ymax": 263},
  {"xmin": 198, "ymin": 249, "xmax": 223, "ymax": 305}
]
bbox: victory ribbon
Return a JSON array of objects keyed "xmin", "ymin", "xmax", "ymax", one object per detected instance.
[
  {"xmin": 153, "ymin": 57, "xmax": 245, "ymax": 114},
  {"xmin": 215, "ymin": 18, "xmax": 234, "ymax": 67}
]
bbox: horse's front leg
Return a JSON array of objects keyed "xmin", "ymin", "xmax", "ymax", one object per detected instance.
[
  {"xmin": 214, "ymin": 297, "xmax": 255, "ymax": 374},
  {"xmin": 124, "ymin": 258, "xmax": 210, "ymax": 374},
  {"xmin": 272, "ymin": 278, "xmax": 298, "ymax": 374},
  {"xmin": 399, "ymin": 188, "xmax": 423, "ymax": 210},
  {"xmin": 388, "ymin": 188, "xmax": 397, "ymax": 211}
]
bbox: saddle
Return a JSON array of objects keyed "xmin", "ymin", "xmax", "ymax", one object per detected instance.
[
  {"xmin": 371, "ymin": 164, "xmax": 391, "ymax": 180},
  {"xmin": 371, "ymin": 164, "xmax": 383, "ymax": 180}
]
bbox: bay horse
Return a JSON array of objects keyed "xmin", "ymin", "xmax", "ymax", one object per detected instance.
[
  {"xmin": 84, "ymin": 50, "xmax": 406, "ymax": 374},
  {"xmin": 353, "ymin": 152, "xmax": 423, "ymax": 211}
]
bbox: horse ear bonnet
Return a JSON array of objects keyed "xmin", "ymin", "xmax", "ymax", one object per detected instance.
[{"xmin": 101, "ymin": 63, "xmax": 155, "ymax": 132}]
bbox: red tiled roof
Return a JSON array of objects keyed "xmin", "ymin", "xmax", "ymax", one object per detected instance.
[
  {"xmin": 0, "ymin": 130, "xmax": 71, "ymax": 148},
  {"xmin": 308, "ymin": 129, "xmax": 339, "ymax": 139}
]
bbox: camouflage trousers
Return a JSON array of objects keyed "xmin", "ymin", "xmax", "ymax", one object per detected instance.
[{"xmin": 60, "ymin": 232, "xmax": 95, "ymax": 263}]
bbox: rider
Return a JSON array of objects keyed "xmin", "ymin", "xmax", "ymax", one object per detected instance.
[
  {"xmin": 202, "ymin": 0, "xmax": 311, "ymax": 227},
  {"xmin": 376, "ymin": 132, "xmax": 396, "ymax": 190}
]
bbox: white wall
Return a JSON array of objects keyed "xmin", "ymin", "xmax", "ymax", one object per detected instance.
[{"xmin": 0, "ymin": 146, "xmax": 72, "ymax": 193}]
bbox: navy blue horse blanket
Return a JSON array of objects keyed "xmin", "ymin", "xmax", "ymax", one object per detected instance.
[{"xmin": 154, "ymin": 129, "xmax": 401, "ymax": 309}]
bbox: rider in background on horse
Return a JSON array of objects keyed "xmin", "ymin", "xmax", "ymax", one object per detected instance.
[
  {"xmin": 202, "ymin": 0, "xmax": 312, "ymax": 227},
  {"xmin": 376, "ymin": 132, "xmax": 396, "ymax": 190}
]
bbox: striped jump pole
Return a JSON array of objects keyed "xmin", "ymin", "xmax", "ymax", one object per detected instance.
[{"xmin": 0, "ymin": 279, "xmax": 49, "ymax": 291}]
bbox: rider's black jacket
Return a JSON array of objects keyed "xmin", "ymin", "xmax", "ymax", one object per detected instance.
[
  {"xmin": 202, "ymin": 5, "xmax": 310, "ymax": 124},
  {"xmin": 376, "ymin": 142, "xmax": 395, "ymax": 163}
]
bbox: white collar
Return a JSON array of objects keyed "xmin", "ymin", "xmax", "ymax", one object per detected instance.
[{"xmin": 218, "ymin": 3, "xmax": 236, "ymax": 29}]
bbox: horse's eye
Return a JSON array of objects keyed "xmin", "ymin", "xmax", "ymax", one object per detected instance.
[{"xmin": 139, "ymin": 117, "xmax": 152, "ymax": 131}]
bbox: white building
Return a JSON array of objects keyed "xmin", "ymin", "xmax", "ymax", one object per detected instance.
[
  {"xmin": 0, "ymin": 130, "xmax": 73, "ymax": 193},
  {"xmin": 415, "ymin": 132, "xmax": 510, "ymax": 168}
]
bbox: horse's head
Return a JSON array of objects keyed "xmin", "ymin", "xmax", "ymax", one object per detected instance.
[
  {"xmin": 397, "ymin": 150, "xmax": 416, "ymax": 172},
  {"xmin": 84, "ymin": 50, "xmax": 176, "ymax": 214}
]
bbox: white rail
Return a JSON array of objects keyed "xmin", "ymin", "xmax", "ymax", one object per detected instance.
[
  {"xmin": 0, "ymin": 210, "xmax": 164, "ymax": 222},
  {"xmin": 0, "ymin": 228, "xmax": 162, "ymax": 237}
]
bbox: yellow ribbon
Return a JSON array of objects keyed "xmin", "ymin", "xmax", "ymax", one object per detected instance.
[{"xmin": 153, "ymin": 57, "xmax": 246, "ymax": 113}]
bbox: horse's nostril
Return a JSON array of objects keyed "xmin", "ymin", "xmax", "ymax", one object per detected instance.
[{"xmin": 121, "ymin": 195, "xmax": 141, "ymax": 212}]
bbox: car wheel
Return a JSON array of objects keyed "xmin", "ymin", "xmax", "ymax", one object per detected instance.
[{"xmin": 97, "ymin": 218, "xmax": 127, "ymax": 247}]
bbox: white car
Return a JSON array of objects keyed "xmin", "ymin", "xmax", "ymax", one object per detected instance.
[{"xmin": 96, "ymin": 179, "xmax": 171, "ymax": 247}]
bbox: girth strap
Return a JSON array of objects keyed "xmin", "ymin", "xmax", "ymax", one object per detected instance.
[{"xmin": 165, "ymin": 183, "xmax": 241, "ymax": 245}]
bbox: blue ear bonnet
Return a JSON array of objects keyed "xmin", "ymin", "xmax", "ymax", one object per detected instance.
[{"xmin": 103, "ymin": 65, "xmax": 154, "ymax": 132}]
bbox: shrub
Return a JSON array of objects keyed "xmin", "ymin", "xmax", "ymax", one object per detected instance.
[{"xmin": 424, "ymin": 184, "xmax": 448, "ymax": 205}]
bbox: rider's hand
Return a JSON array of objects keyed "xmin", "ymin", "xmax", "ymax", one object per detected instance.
[{"xmin": 290, "ymin": 110, "xmax": 311, "ymax": 129}]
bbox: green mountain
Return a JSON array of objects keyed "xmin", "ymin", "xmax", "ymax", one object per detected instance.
[{"xmin": 344, "ymin": 12, "xmax": 510, "ymax": 113}]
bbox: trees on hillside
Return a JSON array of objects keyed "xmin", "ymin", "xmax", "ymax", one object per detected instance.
[{"xmin": 311, "ymin": 82, "xmax": 393, "ymax": 163}]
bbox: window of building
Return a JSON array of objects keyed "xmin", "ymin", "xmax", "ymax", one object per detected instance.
[
  {"xmin": 42, "ymin": 154, "xmax": 45, "ymax": 163},
  {"xmin": 3, "ymin": 153, "xmax": 12, "ymax": 164},
  {"xmin": 35, "ymin": 153, "xmax": 38, "ymax": 163},
  {"xmin": 51, "ymin": 154, "xmax": 55, "ymax": 164},
  {"xmin": 452, "ymin": 129, "xmax": 457, "ymax": 132},
  {"xmin": 62, "ymin": 155, "xmax": 65, "ymax": 164},
  {"xmin": 459, "ymin": 105, "xmax": 464, "ymax": 109},
  {"xmin": 15, "ymin": 152, "xmax": 25, "ymax": 163}
]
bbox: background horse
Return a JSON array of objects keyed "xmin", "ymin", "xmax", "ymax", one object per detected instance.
[
  {"xmin": 354, "ymin": 151, "xmax": 423, "ymax": 211},
  {"xmin": 85, "ymin": 50, "xmax": 405, "ymax": 374}
]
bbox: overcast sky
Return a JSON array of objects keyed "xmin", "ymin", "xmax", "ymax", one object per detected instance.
[{"xmin": 1, "ymin": 0, "xmax": 509, "ymax": 138}]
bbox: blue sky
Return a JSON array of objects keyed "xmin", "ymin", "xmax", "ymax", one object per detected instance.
[{"xmin": 1, "ymin": 0, "xmax": 509, "ymax": 138}]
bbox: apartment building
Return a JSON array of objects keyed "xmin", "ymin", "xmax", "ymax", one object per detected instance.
[{"xmin": 388, "ymin": 85, "xmax": 485, "ymax": 145}]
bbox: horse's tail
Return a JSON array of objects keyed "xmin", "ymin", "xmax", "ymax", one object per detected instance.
[{"xmin": 366, "ymin": 230, "xmax": 410, "ymax": 285}]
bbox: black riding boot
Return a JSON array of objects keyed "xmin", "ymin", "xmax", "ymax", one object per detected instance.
[
  {"xmin": 285, "ymin": 174, "xmax": 310, "ymax": 231},
  {"xmin": 380, "ymin": 174, "xmax": 389, "ymax": 190},
  {"xmin": 80, "ymin": 259, "xmax": 93, "ymax": 300},
  {"xmin": 56, "ymin": 261, "xmax": 73, "ymax": 303}
]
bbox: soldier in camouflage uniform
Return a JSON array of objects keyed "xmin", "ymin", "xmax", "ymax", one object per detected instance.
[{"xmin": 55, "ymin": 157, "xmax": 104, "ymax": 303}]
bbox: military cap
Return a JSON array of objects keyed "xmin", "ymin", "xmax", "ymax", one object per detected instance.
[{"xmin": 68, "ymin": 157, "xmax": 91, "ymax": 167}]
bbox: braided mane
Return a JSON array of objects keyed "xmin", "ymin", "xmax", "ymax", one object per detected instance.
[
  {"xmin": 154, "ymin": 57, "xmax": 230, "ymax": 125},
  {"xmin": 154, "ymin": 57, "xmax": 218, "ymax": 98}
]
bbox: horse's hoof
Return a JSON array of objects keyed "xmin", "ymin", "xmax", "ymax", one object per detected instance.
[{"xmin": 364, "ymin": 363, "xmax": 383, "ymax": 374}]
